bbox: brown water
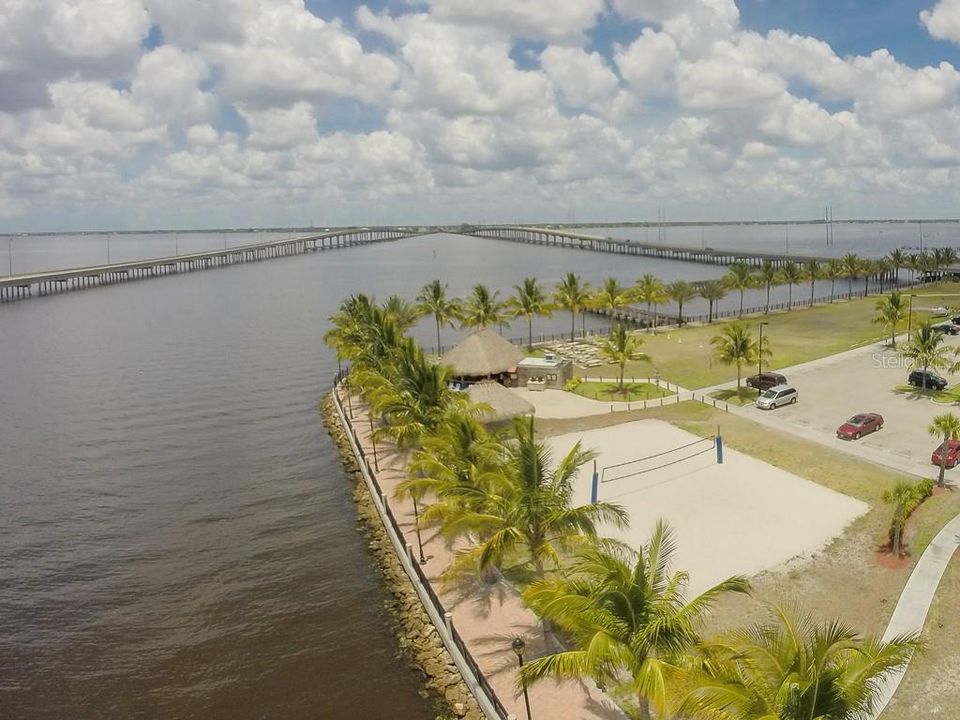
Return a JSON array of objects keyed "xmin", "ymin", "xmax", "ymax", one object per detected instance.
[{"xmin": 9, "ymin": 228, "xmax": 904, "ymax": 718}]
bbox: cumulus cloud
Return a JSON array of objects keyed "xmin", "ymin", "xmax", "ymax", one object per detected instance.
[{"xmin": 6, "ymin": 0, "xmax": 960, "ymax": 228}]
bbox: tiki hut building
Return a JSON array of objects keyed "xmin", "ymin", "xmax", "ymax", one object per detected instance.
[
  {"xmin": 467, "ymin": 381, "xmax": 534, "ymax": 423},
  {"xmin": 440, "ymin": 327, "xmax": 523, "ymax": 384}
]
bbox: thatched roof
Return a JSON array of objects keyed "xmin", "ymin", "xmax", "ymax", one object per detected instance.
[
  {"xmin": 467, "ymin": 382, "xmax": 535, "ymax": 423},
  {"xmin": 441, "ymin": 328, "xmax": 523, "ymax": 377}
]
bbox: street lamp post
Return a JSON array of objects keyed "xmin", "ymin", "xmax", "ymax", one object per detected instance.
[
  {"xmin": 758, "ymin": 321, "xmax": 769, "ymax": 382},
  {"xmin": 412, "ymin": 495, "xmax": 427, "ymax": 565},
  {"xmin": 907, "ymin": 294, "xmax": 915, "ymax": 339},
  {"xmin": 512, "ymin": 637, "xmax": 532, "ymax": 720},
  {"xmin": 368, "ymin": 414, "xmax": 379, "ymax": 472},
  {"xmin": 7, "ymin": 236, "xmax": 12, "ymax": 276}
]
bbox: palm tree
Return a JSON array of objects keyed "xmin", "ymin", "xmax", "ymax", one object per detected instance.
[
  {"xmin": 679, "ymin": 603, "xmax": 920, "ymax": 720},
  {"xmin": 929, "ymin": 412, "xmax": 960, "ymax": 486},
  {"xmin": 667, "ymin": 280, "xmax": 698, "ymax": 326},
  {"xmin": 634, "ymin": 273, "xmax": 668, "ymax": 333},
  {"xmin": 824, "ymin": 259, "xmax": 844, "ymax": 303},
  {"xmin": 445, "ymin": 416, "xmax": 628, "ymax": 584},
  {"xmin": 871, "ymin": 291, "xmax": 910, "ymax": 348},
  {"xmin": 417, "ymin": 279, "xmax": 460, "ymax": 353},
  {"xmin": 903, "ymin": 321, "xmax": 951, "ymax": 390},
  {"xmin": 599, "ymin": 324, "xmax": 648, "ymax": 391},
  {"xmin": 508, "ymin": 276, "xmax": 552, "ymax": 350},
  {"xmin": 593, "ymin": 277, "xmax": 631, "ymax": 331},
  {"xmin": 725, "ymin": 262, "xmax": 755, "ymax": 318},
  {"xmin": 460, "ymin": 284, "xmax": 504, "ymax": 329},
  {"xmin": 781, "ymin": 261, "xmax": 803, "ymax": 311},
  {"xmin": 756, "ymin": 260, "xmax": 781, "ymax": 314},
  {"xmin": 803, "ymin": 259, "xmax": 821, "ymax": 307},
  {"xmin": 697, "ymin": 279, "xmax": 728, "ymax": 323},
  {"xmin": 860, "ymin": 258, "xmax": 878, "ymax": 297},
  {"xmin": 889, "ymin": 248, "xmax": 906, "ymax": 286},
  {"xmin": 521, "ymin": 521, "xmax": 749, "ymax": 720},
  {"xmin": 882, "ymin": 480, "xmax": 920, "ymax": 556},
  {"xmin": 382, "ymin": 295, "xmax": 423, "ymax": 333},
  {"xmin": 554, "ymin": 272, "xmax": 592, "ymax": 341},
  {"xmin": 874, "ymin": 258, "xmax": 893, "ymax": 293},
  {"xmin": 711, "ymin": 321, "xmax": 767, "ymax": 389},
  {"xmin": 841, "ymin": 253, "xmax": 861, "ymax": 299}
]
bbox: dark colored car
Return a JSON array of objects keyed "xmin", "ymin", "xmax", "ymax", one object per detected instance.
[
  {"xmin": 935, "ymin": 323, "xmax": 960, "ymax": 335},
  {"xmin": 836, "ymin": 413, "xmax": 884, "ymax": 440},
  {"xmin": 908, "ymin": 369, "xmax": 948, "ymax": 390},
  {"xmin": 746, "ymin": 371, "xmax": 787, "ymax": 391},
  {"xmin": 932, "ymin": 439, "xmax": 960, "ymax": 468}
]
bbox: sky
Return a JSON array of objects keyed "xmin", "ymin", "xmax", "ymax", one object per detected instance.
[{"xmin": 6, "ymin": 1, "xmax": 960, "ymax": 231}]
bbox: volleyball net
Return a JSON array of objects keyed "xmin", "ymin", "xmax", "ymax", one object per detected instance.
[{"xmin": 599, "ymin": 435, "xmax": 718, "ymax": 486}]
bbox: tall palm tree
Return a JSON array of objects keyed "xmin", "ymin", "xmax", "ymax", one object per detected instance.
[
  {"xmin": 697, "ymin": 279, "xmax": 728, "ymax": 323},
  {"xmin": 599, "ymin": 323, "xmax": 648, "ymax": 391},
  {"xmin": 460, "ymin": 284, "xmax": 504, "ymax": 329},
  {"xmin": 711, "ymin": 321, "xmax": 767, "ymax": 388},
  {"xmin": 667, "ymin": 279, "xmax": 698, "ymax": 326},
  {"xmin": 824, "ymin": 259, "xmax": 844, "ymax": 303},
  {"xmin": 871, "ymin": 291, "xmax": 909, "ymax": 348},
  {"xmin": 781, "ymin": 261, "xmax": 803, "ymax": 311},
  {"xmin": 417, "ymin": 279, "xmax": 460, "ymax": 353},
  {"xmin": 874, "ymin": 258, "xmax": 893, "ymax": 293},
  {"xmin": 860, "ymin": 258, "xmax": 878, "ymax": 297},
  {"xmin": 882, "ymin": 480, "xmax": 921, "ymax": 556},
  {"xmin": 903, "ymin": 321, "xmax": 951, "ymax": 390},
  {"xmin": 803, "ymin": 259, "xmax": 821, "ymax": 307},
  {"xmin": 725, "ymin": 262, "xmax": 756, "ymax": 318},
  {"xmin": 444, "ymin": 416, "xmax": 628, "ymax": 584},
  {"xmin": 554, "ymin": 272, "xmax": 592, "ymax": 341},
  {"xmin": 756, "ymin": 260, "xmax": 781, "ymax": 314},
  {"xmin": 841, "ymin": 253, "xmax": 861, "ymax": 299},
  {"xmin": 929, "ymin": 412, "xmax": 960, "ymax": 486},
  {"xmin": 593, "ymin": 277, "xmax": 632, "ymax": 331},
  {"xmin": 508, "ymin": 276, "xmax": 552, "ymax": 350},
  {"xmin": 679, "ymin": 603, "xmax": 920, "ymax": 720},
  {"xmin": 521, "ymin": 522, "xmax": 749, "ymax": 720},
  {"xmin": 382, "ymin": 294, "xmax": 423, "ymax": 333},
  {"xmin": 889, "ymin": 248, "xmax": 906, "ymax": 286},
  {"xmin": 634, "ymin": 273, "xmax": 668, "ymax": 333}
]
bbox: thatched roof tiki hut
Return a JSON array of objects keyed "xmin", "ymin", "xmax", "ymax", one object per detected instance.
[
  {"xmin": 440, "ymin": 327, "xmax": 523, "ymax": 382},
  {"xmin": 467, "ymin": 381, "xmax": 534, "ymax": 423}
]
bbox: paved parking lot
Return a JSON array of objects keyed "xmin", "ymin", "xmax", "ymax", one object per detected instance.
[{"xmin": 718, "ymin": 336, "xmax": 960, "ymax": 478}]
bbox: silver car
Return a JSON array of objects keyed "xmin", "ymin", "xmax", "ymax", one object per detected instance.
[{"xmin": 756, "ymin": 384, "xmax": 798, "ymax": 410}]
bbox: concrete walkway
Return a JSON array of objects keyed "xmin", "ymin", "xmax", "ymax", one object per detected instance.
[{"xmin": 870, "ymin": 511, "xmax": 960, "ymax": 717}]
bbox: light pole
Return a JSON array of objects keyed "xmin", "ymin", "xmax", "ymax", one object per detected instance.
[
  {"xmin": 758, "ymin": 321, "xmax": 769, "ymax": 382},
  {"xmin": 512, "ymin": 637, "xmax": 532, "ymax": 720},
  {"xmin": 907, "ymin": 294, "xmax": 915, "ymax": 339},
  {"xmin": 7, "ymin": 236, "xmax": 12, "ymax": 276},
  {"xmin": 368, "ymin": 414, "xmax": 379, "ymax": 472},
  {"xmin": 106, "ymin": 234, "xmax": 111, "ymax": 265},
  {"xmin": 412, "ymin": 494, "xmax": 427, "ymax": 565}
]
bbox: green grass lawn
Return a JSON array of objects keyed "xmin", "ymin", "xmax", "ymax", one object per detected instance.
[
  {"xmin": 607, "ymin": 281, "xmax": 960, "ymax": 389},
  {"xmin": 709, "ymin": 386, "xmax": 760, "ymax": 406},
  {"xmin": 573, "ymin": 381, "xmax": 674, "ymax": 402},
  {"xmin": 893, "ymin": 384, "xmax": 960, "ymax": 404}
]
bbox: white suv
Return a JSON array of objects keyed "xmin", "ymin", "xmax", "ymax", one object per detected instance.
[{"xmin": 756, "ymin": 384, "xmax": 798, "ymax": 410}]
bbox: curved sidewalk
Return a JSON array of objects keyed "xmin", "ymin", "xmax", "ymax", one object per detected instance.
[{"xmin": 871, "ymin": 511, "xmax": 960, "ymax": 717}]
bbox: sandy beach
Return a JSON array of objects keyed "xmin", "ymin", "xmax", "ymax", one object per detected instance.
[{"xmin": 544, "ymin": 419, "xmax": 869, "ymax": 595}]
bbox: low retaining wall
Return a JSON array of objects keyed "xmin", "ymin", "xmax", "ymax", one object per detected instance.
[{"xmin": 322, "ymin": 387, "xmax": 509, "ymax": 720}]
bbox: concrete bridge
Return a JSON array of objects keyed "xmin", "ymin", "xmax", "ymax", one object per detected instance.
[
  {"xmin": 464, "ymin": 225, "xmax": 833, "ymax": 267},
  {"xmin": 0, "ymin": 227, "xmax": 417, "ymax": 302}
]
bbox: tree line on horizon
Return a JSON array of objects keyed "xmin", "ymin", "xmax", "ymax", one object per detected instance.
[
  {"xmin": 323, "ymin": 294, "xmax": 921, "ymax": 720},
  {"xmin": 385, "ymin": 247, "xmax": 959, "ymax": 352}
]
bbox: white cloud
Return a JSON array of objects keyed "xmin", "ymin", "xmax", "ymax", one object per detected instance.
[
  {"xmin": 615, "ymin": 29, "xmax": 679, "ymax": 95},
  {"xmin": 540, "ymin": 46, "xmax": 619, "ymax": 107},
  {"xmin": 921, "ymin": 0, "xmax": 960, "ymax": 43},
  {"xmin": 423, "ymin": 0, "xmax": 604, "ymax": 41}
]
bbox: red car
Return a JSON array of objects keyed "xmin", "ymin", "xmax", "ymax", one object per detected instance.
[
  {"xmin": 836, "ymin": 413, "xmax": 884, "ymax": 440},
  {"xmin": 932, "ymin": 440, "xmax": 960, "ymax": 468}
]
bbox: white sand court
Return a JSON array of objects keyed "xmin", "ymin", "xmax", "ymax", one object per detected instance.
[{"xmin": 545, "ymin": 419, "xmax": 868, "ymax": 595}]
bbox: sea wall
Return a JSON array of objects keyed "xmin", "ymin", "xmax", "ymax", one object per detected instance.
[{"xmin": 321, "ymin": 394, "xmax": 484, "ymax": 720}]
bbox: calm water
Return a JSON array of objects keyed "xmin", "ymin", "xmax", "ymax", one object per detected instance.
[{"xmin": 1, "ymin": 228, "xmax": 954, "ymax": 719}]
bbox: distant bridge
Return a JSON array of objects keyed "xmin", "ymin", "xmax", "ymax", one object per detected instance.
[
  {"xmin": 463, "ymin": 225, "xmax": 834, "ymax": 267},
  {"xmin": 0, "ymin": 228, "xmax": 418, "ymax": 302}
]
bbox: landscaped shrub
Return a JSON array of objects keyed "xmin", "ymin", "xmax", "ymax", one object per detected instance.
[{"xmin": 563, "ymin": 376, "xmax": 582, "ymax": 392}]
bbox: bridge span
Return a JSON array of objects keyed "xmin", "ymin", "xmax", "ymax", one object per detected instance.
[
  {"xmin": 464, "ymin": 225, "xmax": 834, "ymax": 267},
  {"xmin": 0, "ymin": 227, "xmax": 417, "ymax": 302}
]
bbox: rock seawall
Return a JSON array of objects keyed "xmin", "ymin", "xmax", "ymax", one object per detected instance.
[{"xmin": 321, "ymin": 393, "xmax": 484, "ymax": 720}]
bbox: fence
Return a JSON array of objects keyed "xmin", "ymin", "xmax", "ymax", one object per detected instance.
[
  {"xmin": 330, "ymin": 372, "xmax": 511, "ymax": 720},
  {"xmin": 569, "ymin": 377, "xmax": 731, "ymax": 414}
]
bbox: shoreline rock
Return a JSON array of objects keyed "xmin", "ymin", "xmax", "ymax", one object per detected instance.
[{"xmin": 321, "ymin": 393, "xmax": 483, "ymax": 720}]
